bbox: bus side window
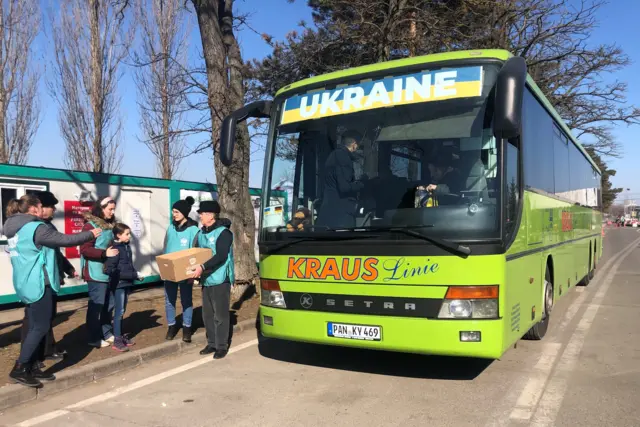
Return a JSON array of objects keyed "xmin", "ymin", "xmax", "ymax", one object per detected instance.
[{"xmin": 505, "ymin": 141, "xmax": 520, "ymax": 236}]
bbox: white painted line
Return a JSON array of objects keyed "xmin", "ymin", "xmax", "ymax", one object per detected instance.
[
  {"xmin": 528, "ymin": 237, "xmax": 636, "ymax": 427},
  {"xmin": 486, "ymin": 234, "xmax": 640, "ymax": 427},
  {"xmin": 14, "ymin": 410, "xmax": 70, "ymax": 427},
  {"xmin": 14, "ymin": 339, "xmax": 259, "ymax": 427},
  {"xmin": 509, "ymin": 343, "xmax": 562, "ymax": 421},
  {"xmin": 548, "ymin": 288, "xmax": 588, "ymax": 342}
]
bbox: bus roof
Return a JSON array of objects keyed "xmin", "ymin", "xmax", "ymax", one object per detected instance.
[{"xmin": 275, "ymin": 49, "xmax": 600, "ymax": 173}]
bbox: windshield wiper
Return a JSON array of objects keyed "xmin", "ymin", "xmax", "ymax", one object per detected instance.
[
  {"xmin": 262, "ymin": 233, "xmax": 379, "ymax": 255},
  {"xmin": 331, "ymin": 226, "xmax": 471, "ymax": 257}
]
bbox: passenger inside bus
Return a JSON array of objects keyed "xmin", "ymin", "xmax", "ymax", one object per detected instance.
[{"xmin": 315, "ymin": 130, "xmax": 365, "ymax": 229}]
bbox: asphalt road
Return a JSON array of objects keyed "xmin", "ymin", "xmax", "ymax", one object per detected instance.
[{"xmin": 2, "ymin": 227, "xmax": 640, "ymax": 427}]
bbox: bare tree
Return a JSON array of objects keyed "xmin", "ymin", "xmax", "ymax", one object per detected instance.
[
  {"xmin": 48, "ymin": 0, "xmax": 134, "ymax": 173},
  {"xmin": 254, "ymin": 0, "xmax": 638, "ymax": 158},
  {"xmin": 132, "ymin": 0, "xmax": 190, "ymax": 179},
  {"xmin": 187, "ymin": 0, "xmax": 258, "ymax": 301},
  {"xmin": 0, "ymin": 1, "xmax": 41, "ymax": 165}
]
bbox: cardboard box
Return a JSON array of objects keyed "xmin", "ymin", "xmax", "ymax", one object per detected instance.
[{"xmin": 156, "ymin": 248, "xmax": 212, "ymax": 282}]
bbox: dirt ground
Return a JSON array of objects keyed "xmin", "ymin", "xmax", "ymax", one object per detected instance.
[{"xmin": 0, "ymin": 286, "xmax": 260, "ymax": 385}]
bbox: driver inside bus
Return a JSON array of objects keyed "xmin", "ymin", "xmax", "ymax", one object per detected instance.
[
  {"xmin": 316, "ymin": 130, "xmax": 365, "ymax": 228},
  {"xmin": 416, "ymin": 147, "xmax": 462, "ymax": 207}
]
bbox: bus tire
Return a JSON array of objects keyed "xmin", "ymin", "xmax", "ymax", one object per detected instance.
[
  {"xmin": 524, "ymin": 270, "xmax": 553, "ymax": 340},
  {"xmin": 588, "ymin": 244, "xmax": 596, "ymax": 280},
  {"xmin": 580, "ymin": 247, "xmax": 592, "ymax": 286}
]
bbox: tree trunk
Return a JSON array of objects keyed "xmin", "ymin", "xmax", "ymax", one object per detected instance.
[
  {"xmin": 89, "ymin": 0, "xmax": 104, "ymax": 173},
  {"xmin": 191, "ymin": 0, "xmax": 259, "ymax": 303},
  {"xmin": 0, "ymin": 5, "xmax": 7, "ymax": 163},
  {"xmin": 162, "ymin": 29, "xmax": 171, "ymax": 179}
]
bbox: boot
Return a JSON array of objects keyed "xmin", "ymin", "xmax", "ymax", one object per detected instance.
[
  {"xmin": 9, "ymin": 362, "xmax": 41, "ymax": 388},
  {"xmin": 166, "ymin": 324, "xmax": 180, "ymax": 341},
  {"xmin": 182, "ymin": 326, "xmax": 192, "ymax": 343},
  {"xmin": 31, "ymin": 363, "xmax": 56, "ymax": 382},
  {"xmin": 213, "ymin": 349, "xmax": 228, "ymax": 360}
]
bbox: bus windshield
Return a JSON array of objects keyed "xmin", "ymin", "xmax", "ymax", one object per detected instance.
[{"xmin": 262, "ymin": 63, "xmax": 502, "ymax": 241}]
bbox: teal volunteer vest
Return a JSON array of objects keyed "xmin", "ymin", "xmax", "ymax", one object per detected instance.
[
  {"xmin": 80, "ymin": 220, "xmax": 113, "ymax": 282},
  {"xmin": 165, "ymin": 223, "xmax": 200, "ymax": 254},
  {"xmin": 8, "ymin": 221, "xmax": 60, "ymax": 304},
  {"xmin": 197, "ymin": 227, "xmax": 234, "ymax": 286}
]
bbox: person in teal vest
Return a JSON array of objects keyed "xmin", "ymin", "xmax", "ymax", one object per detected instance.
[
  {"xmin": 163, "ymin": 198, "xmax": 200, "ymax": 343},
  {"xmin": 20, "ymin": 191, "xmax": 78, "ymax": 368},
  {"xmin": 188, "ymin": 200, "xmax": 234, "ymax": 360},
  {"xmin": 80, "ymin": 197, "xmax": 120, "ymax": 348},
  {"xmin": 4, "ymin": 194, "xmax": 98, "ymax": 388}
]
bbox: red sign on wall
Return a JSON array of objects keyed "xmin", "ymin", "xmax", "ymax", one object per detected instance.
[{"xmin": 64, "ymin": 201, "xmax": 92, "ymax": 259}]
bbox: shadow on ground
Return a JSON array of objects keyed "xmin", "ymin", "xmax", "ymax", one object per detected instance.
[
  {"xmin": 257, "ymin": 330, "xmax": 492, "ymax": 381},
  {"xmin": 48, "ymin": 309, "xmax": 163, "ymax": 374}
]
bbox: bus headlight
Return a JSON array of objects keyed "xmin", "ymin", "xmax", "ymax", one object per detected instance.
[
  {"xmin": 261, "ymin": 290, "xmax": 286, "ymax": 308},
  {"xmin": 437, "ymin": 286, "xmax": 499, "ymax": 319},
  {"xmin": 438, "ymin": 299, "xmax": 497, "ymax": 319},
  {"xmin": 260, "ymin": 279, "xmax": 287, "ymax": 308}
]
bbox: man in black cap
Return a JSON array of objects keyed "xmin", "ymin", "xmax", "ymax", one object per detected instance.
[
  {"xmin": 20, "ymin": 191, "xmax": 76, "ymax": 364},
  {"xmin": 188, "ymin": 200, "xmax": 234, "ymax": 359},
  {"xmin": 316, "ymin": 130, "xmax": 365, "ymax": 229}
]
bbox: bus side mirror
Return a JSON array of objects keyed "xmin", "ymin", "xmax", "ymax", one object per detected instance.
[
  {"xmin": 493, "ymin": 56, "xmax": 527, "ymax": 140},
  {"xmin": 220, "ymin": 100, "xmax": 273, "ymax": 166}
]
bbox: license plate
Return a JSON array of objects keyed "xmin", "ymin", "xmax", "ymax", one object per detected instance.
[{"xmin": 327, "ymin": 322, "xmax": 381, "ymax": 341}]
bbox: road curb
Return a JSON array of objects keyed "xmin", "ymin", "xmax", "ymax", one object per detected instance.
[{"xmin": 0, "ymin": 317, "xmax": 256, "ymax": 413}]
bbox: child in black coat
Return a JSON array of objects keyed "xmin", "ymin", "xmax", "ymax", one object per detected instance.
[{"xmin": 104, "ymin": 223, "xmax": 143, "ymax": 352}]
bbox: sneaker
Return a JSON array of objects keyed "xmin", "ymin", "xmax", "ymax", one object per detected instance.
[
  {"xmin": 31, "ymin": 364, "xmax": 55, "ymax": 382},
  {"xmin": 105, "ymin": 336, "xmax": 115, "ymax": 344},
  {"xmin": 182, "ymin": 327, "xmax": 192, "ymax": 343},
  {"xmin": 165, "ymin": 324, "xmax": 180, "ymax": 341},
  {"xmin": 100, "ymin": 340, "xmax": 111, "ymax": 348},
  {"xmin": 9, "ymin": 363, "xmax": 41, "ymax": 388},
  {"xmin": 123, "ymin": 334, "xmax": 135, "ymax": 347},
  {"xmin": 112, "ymin": 337, "xmax": 129, "ymax": 352}
]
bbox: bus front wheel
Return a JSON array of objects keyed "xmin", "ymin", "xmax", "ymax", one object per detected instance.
[{"xmin": 524, "ymin": 270, "xmax": 553, "ymax": 340}]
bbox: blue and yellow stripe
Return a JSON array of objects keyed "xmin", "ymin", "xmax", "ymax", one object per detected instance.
[{"xmin": 281, "ymin": 66, "xmax": 484, "ymax": 125}]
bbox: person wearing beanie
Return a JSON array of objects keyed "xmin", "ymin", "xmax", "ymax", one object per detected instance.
[
  {"xmin": 188, "ymin": 200, "xmax": 234, "ymax": 360},
  {"xmin": 184, "ymin": 196, "xmax": 200, "ymax": 222},
  {"xmin": 162, "ymin": 198, "xmax": 200, "ymax": 342},
  {"xmin": 20, "ymin": 191, "xmax": 77, "ymax": 366}
]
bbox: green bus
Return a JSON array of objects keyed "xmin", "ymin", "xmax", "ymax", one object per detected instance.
[{"xmin": 220, "ymin": 49, "xmax": 603, "ymax": 359}]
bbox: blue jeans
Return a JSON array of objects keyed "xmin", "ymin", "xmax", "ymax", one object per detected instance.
[
  {"xmin": 113, "ymin": 287, "xmax": 129, "ymax": 337},
  {"xmin": 86, "ymin": 282, "xmax": 114, "ymax": 346},
  {"xmin": 164, "ymin": 281, "xmax": 193, "ymax": 327}
]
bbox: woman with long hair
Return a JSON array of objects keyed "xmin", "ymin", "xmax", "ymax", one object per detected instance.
[
  {"xmin": 5, "ymin": 195, "xmax": 98, "ymax": 387},
  {"xmin": 80, "ymin": 196, "xmax": 119, "ymax": 348}
]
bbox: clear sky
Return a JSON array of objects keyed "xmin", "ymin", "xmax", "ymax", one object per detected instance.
[{"xmin": 27, "ymin": 0, "xmax": 640, "ymax": 199}]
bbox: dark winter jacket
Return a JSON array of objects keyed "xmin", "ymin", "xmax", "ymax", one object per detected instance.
[
  {"xmin": 316, "ymin": 146, "xmax": 364, "ymax": 229},
  {"xmin": 103, "ymin": 241, "xmax": 139, "ymax": 288},
  {"xmin": 46, "ymin": 220, "xmax": 77, "ymax": 284},
  {"xmin": 3, "ymin": 213, "xmax": 94, "ymax": 287}
]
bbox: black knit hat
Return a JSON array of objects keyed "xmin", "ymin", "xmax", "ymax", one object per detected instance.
[
  {"xmin": 172, "ymin": 198, "xmax": 194, "ymax": 218},
  {"xmin": 197, "ymin": 200, "xmax": 221, "ymax": 214},
  {"xmin": 36, "ymin": 191, "xmax": 59, "ymax": 208}
]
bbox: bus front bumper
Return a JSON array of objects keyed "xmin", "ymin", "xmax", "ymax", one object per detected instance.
[{"xmin": 259, "ymin": 306, "xmax": 505, "ymax": 359}]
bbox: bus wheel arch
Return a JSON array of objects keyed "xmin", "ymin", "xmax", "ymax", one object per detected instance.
[{"xmin": 524, "ymin": 260, "xmax": 553, "ymax": 340}]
